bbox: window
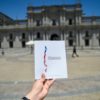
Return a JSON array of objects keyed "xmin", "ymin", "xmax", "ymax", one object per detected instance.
[
  {"xmin": 0, "ymin": 19, "xmax": 3, "ymax": 26},
  {"xmin": 68, "ymin": 31, "xmax": 74, "ymax": 46},
  {"xmin": 9, "ymin": 33, "xmax": 13, "ymax": 40},
  {"xmin": 69, "ymin": 31, "xmax": 73, "ymax": 37},
  {"xmin": 9, "ymin": 41, "xmax": 13, "ymax": 48},
  {"xmin": 22, "ymin": 33, "xmax": 26, "ymax": 48},
  {"xmin": 85, "ymin": 31, "xmax": 90, "ymax": 46},
  {"xmin": 99, "ymin": 39, "xmax": 100, "ymax": 46},
  {"xmin": 85, "ymin": 39, "xmax": 89, "ymax": 46},
  {"xmin": 37, "ymin": 32, "xmax": 41, "ymax": 39},
  {"xmin": 68, "ymin": 40, "xmax": 73, "ymax": 46},
  {"xmin": 9, "ymin": 34, "xmax": 13, "ymax": 48},
  {"xmin": 36, "ymin": 20, "xmax": 41, "ymax": 26},
  {"xmin": 52, "ymin": 20, "xmax": 56, "ymax": 26},
  {"xmin": 50, "ymin": 34, "xmax": 60, "ymax": 40},
  {"xmin": 22, "ymin": 33, "xmax": 25, "ymax": 39},
  {"xmin": 69, "ymin": 19, "xmax": 72, "ymax": 25},
  {"xmin": 85, "ymin": 31, "xmax": 89, "ymax": 37},
  {"xmin": 22, "ymin": 41, "xmax": 26, "ymax": 48}
]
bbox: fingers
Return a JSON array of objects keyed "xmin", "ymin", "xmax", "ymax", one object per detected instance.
[
  {"xmin": 40, "ymin": 73, "xmax": 55, "ymax": 88},
  {"xmin": 44, "ymin": 79, "xmax": 55, "ymax": 91},
  {"xmin": 40, "ymin": 73, "xmax": 45, "ymax": 82},
  {"xmin": 47, "ymin": 79, "xmax": 55, "ymax": 88}
]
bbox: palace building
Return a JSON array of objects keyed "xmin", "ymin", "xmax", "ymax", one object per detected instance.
[{"xmin": 0, "ymin": 2, "xmax": 100, "ymax": 49}]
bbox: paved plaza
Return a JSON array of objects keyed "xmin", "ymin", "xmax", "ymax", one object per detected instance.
[{"xmin": 0, "ymin": 48, "xmax": 100, "ymax": 100}]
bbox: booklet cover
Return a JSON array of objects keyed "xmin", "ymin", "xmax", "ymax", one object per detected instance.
[{"xmin": 34, "ymin": 41, "xmax": 68, "ymax": 79}]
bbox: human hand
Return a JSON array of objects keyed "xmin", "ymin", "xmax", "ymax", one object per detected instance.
[{"xmin": 26, "ymin": 74, "xmax": 55, "ymax": 100}]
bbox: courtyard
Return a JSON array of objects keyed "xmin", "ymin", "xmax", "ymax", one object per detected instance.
[{"xmin": 0, "ymin": 48, "xmax": 100, "ymax": 100}]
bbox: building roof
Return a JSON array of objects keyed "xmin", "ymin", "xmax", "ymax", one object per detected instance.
[{"xmin": 0, "ymin": 12, "xmax": 15, "ymax": 25}]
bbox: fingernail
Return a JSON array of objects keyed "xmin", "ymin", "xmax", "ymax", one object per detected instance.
[{"xmin": 41, "ymin": 73, "xmax": 45, "ymax": 78}]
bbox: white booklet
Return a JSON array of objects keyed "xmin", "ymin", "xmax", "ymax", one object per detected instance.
[{"xmin": 34, "ymin": 41, "xmax": 68, "ymax": 79}]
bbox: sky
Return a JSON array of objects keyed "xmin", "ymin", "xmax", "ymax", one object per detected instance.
[{"xmin": 0, "ymin": 0, "xmax": 100, "ymax": 20}]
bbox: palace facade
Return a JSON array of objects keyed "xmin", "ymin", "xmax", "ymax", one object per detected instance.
[{"xmin": 0, "ymin": 3, "xmax": 100, "ymax": 49}]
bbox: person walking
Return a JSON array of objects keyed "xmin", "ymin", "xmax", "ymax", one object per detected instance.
[{"xmin": 72, "ymin": 45, "xmax": 79, "ymax": 57}]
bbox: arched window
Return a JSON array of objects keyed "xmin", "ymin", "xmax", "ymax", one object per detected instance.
[{"xmin": 50, "ymin": 34, "xmax": 60, "ymax": 40}]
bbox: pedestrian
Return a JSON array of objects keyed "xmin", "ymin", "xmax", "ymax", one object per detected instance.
[{"xmin": 72, "ymin": 45, "xmax": 79, "ymax": 57}]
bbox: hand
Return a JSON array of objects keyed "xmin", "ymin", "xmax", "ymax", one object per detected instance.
[{"xmin": 26, "ymin": 74, "xmax": 55, "ymax": 100}]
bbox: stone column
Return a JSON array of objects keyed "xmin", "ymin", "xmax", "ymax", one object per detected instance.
[
  {"xmin": 63, "ymin": 15, "xmax": 66, "ymax": 25},
  {"xmin": 43, "ymin": 16, "xmax": 45, "ymax": 26},
  {"xmin": 61, "ymin": 31, "xmax": 63, "ymax": 40},
  {"xmin": 42, "ymin": 31, "xmax": 46, "ymax": 40},
  {"xmin": 65, "ymin": 32, "xmax": 68, "ymax": 47},
  {"xmin": 79, "ymin": 16, "xmax": 81, "ymax": 25},
  {"xmin": 77, "ymin": 31, "xmax": 80, "ymax": 47},
  {"xmin": 2, "ymin": 35, "xmax": 9, "ymax": 48},
  {"xmin": 29, "ymin": 32, "xmax": 32, "ymax": 40},
  {"xmin": 43, "ymin": 33, "xmax": 45, "ymax": 40},
  {"xmin": 75, "ymin": 17, "xmax": 78, "ymax": 25},
  {"xmin": 91, "ymin": 31, "xmax": 98, "ymax": 48},
  {"xmin": 28, "ymin": 18, "xmax": 33, "ymax": 27},
  {"xmin": 14, "ymin": 35, "xmax": 21, "ymax": 48},
  {"xmin": 46, "ymin": 32, "xmax": 49, "ymax": 40},
  {"xmin": 80, "ymin": 31, "xmax": 84, "ymax": 49},
  {"xmin": 91, "ymin": 32, "xmax": 94, "ymax": 49}
]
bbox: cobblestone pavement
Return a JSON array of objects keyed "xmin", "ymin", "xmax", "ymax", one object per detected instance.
[{"xmin": 0, "ymin": 48, "xmax": 100, "ymax": 100}]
